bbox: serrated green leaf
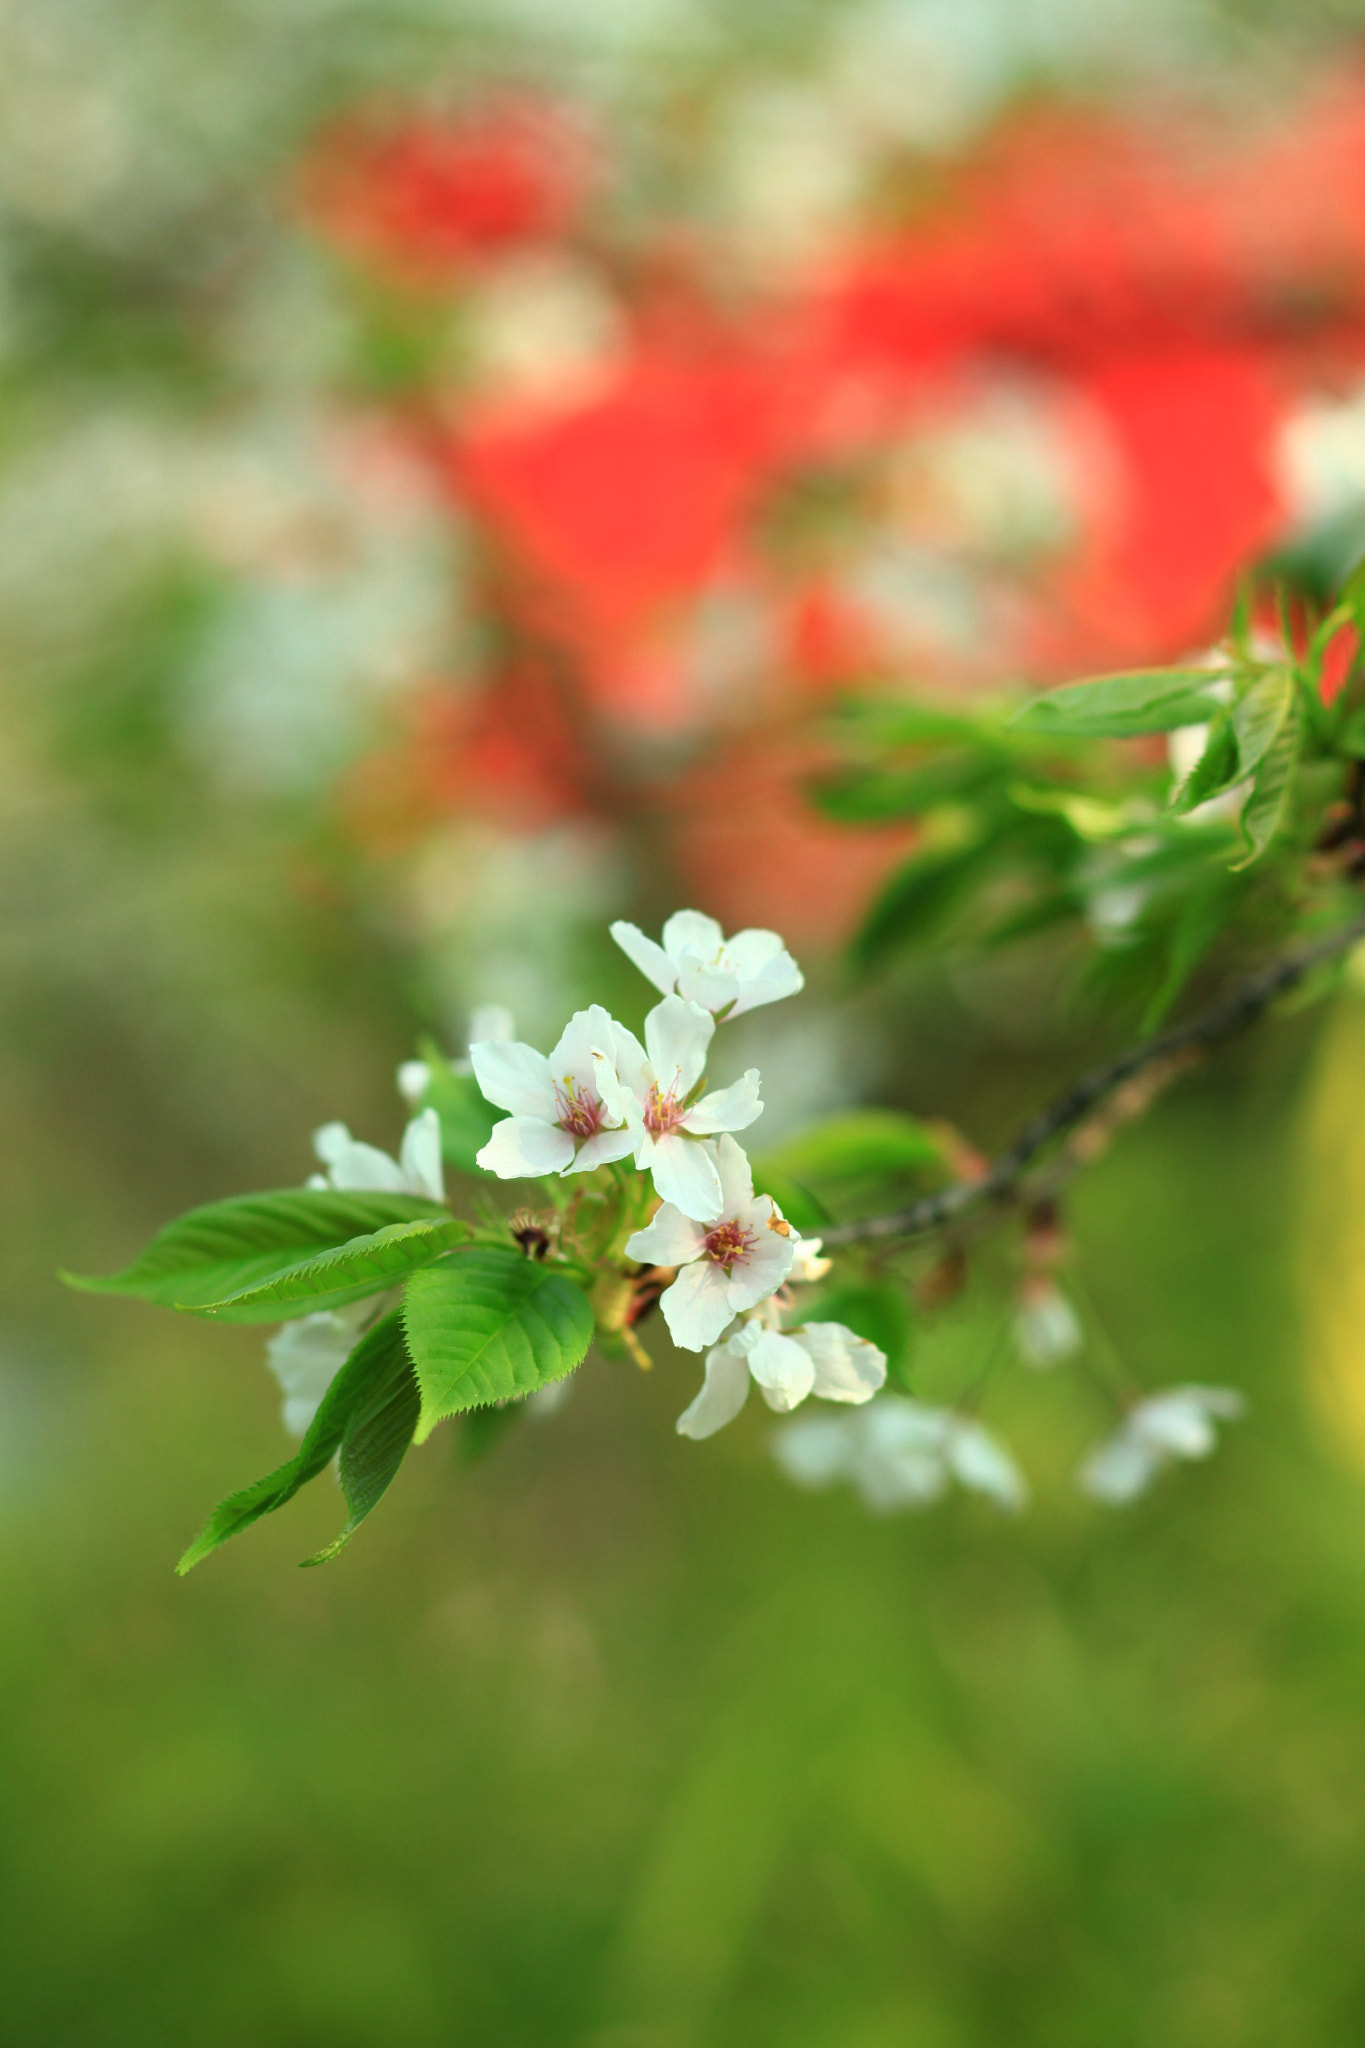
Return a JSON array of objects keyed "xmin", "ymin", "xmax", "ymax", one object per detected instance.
[
  {"xmin": 1013, "ymin": 669, "xmax": 1226, "ymax": 738},
  {"xmin": 1232, "ymin": 667, "xmax": 1295, "ymax": 777},
  {"xmin": 194, "ymin": 1215, "xmax": 465, "ymax": 1322},
  {"xmin": 403, "ymin": 1249, "xmax": 593, "ymax": 1441},
  {"xmin": 177, "ymin": 1310, "xmax": 414, "ymax": 1573},
  {"xmin": 414, "ymin": 1041, "xmax": 496, "ymax": 1172},
  {"xmin": 1232, "ymin": 697, "xmax": 1302, "ymax": 868},
  {"xmin": 755, "ymin": 1110, "xmax": 942, "ymax": 1187},
  {"xmin": 1169, "ymin": 712, "xmax": 1240, "ymax": 816},
  {"xmin": 63, "ymin": 1189, "xmax": 450, "ymax": 1314},
  {"xmin": 303, "ymin": 1348, "xmax": 422, "ymax": 1565}
]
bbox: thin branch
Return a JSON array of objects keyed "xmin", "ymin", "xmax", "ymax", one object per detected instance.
[{"xmin": 822, "ymin": 912, "xmax": 1365, "ymax": 1247}]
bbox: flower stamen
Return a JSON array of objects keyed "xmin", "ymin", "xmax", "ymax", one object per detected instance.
[
  {"xmin": 703, "ymin": 1217, "xmax": 756, "ymax": 1272},
  {"xmin": 554, "ymin": 1076, "xmax": 605, "ymax": 1139}
]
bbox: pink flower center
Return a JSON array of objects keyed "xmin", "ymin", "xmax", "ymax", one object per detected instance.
[
  {"xmin": 704, "ymin": 1217, "xmax": 754, "ymax": 1272},
  {"xmin": 554, "ymin": 1077, "xmax": 604, "ymax": 1140},
  {"xmin": 643, "ymin": 1078, "xmax": 687, "ymax": 1138}
]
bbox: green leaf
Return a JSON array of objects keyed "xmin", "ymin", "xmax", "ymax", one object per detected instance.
[
  {"xmin": 851, "ymin": 840, "xmax": 996, "ymax": 971},
  {"xmin": 803, "ymin": 1281, "xmax": 912, "ymax": 1382},
  {"xmin": 1008, "ymin": 785, "xmax": 1135, "ymax": 840},
  {"xmin": 812, "ymin": 752, "xmax": 1002, "ymax": 822},
  {"xmin": 1168, "ymin": 712, "xmax": 1240, "ymax": 816},
  {"xmin": 1233, "ymin": 695, "xmax": 1302, "ymax": 868},
  {"xmin": 1232, "ymin": 667, "xmax": 1294, "ymax": 777},
  {"xmin": 403, "ymin": 1249, "xmax": 593, "ymax": 1441},
  {"xmin": 755, "ymin": 1110, "xmax": 943, "ymax": 1187},
  {"xmin": 1013, "ymin": 669, "xmax": 1226, "ymax": 738},
  {"xmin": 1140, "ymin": 880, "xmax": 1241, "ymax": 1031},
  {"xmin": 414, "ymin": 1041, "xmax": 497, "ymax": 1172},
  {"xmin": 177, "ymin": 1311, "xmax": 416, "ymax": 1573},
  {"xmin": 746, "ymin": 1170, "xmax": 829, "ymax": 1236},
  {"xmin": 194, "ymin": 1215, "xmax": 466, "ymax": 1322},
  {"xmin": 303, "ymin": 1347, "xmax": 422, "ymax": 1565},
  {"xmin": 63, "ymin": 1189, "xmax": 451, "ymax": 1314}
]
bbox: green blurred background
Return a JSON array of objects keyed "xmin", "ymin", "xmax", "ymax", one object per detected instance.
[{"xmin": 7, "ymin": 3, "xmax": 1365, "ymax": 2043}]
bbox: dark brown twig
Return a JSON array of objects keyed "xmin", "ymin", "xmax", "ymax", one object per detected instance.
[{"xmin": 822, "ymin": 912, "xmax": 1365, "ymax": 1247}]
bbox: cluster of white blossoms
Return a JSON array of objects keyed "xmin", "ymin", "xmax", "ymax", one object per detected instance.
[
  {"xmin": 261, "ymin": 908, "xmax": 1247, "ymax": 1515},
  {"xmin": 472, "ymin": 912, "xmax": 890, "ymax": 1433}
]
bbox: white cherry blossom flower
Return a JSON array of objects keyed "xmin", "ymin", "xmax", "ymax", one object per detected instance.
[
  {"xmin": 1079, "ymin": 1384, "xmax": 1245, "ymax": 1504},
  {"xmin": 774, "ymin": 1397, "xmax": 1028, "ymax": 1513},
  {"xmin": 677, "ymin": 1316, "xmax": 886, "ymax": 1438},
  {"xmin": 472, "ymin": 1005, "xmax": 635, "ymax": 1180},
  {"xmin": 1014, "ymin": 1276, "xmax": 1083, "ymax": 1368},
  {"xmin": 787, "ymin": 1234, "xmax": 832, "ymax": 1286},
  {"xmin": 611, "ymin": 909, "xmax": 804, "ymax": 1018},
  {"xmin": 624, "ymin": 1134, "xmax": 795, "ymax": 1349},
  {"xmin": 266, "ymin": 1302, "xmax": 373, "ymax": 1437},
  {"xmin": 596, "ymin": 996, "xmax": 762, "ymax": 1220},
  {"xmin": 309, "ymin": 1108, "xmax": 445, "ymax": 1204}
]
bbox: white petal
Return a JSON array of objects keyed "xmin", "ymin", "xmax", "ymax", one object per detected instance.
[
  {"xmin": 748, "ymin": 1330, "xmax": 817, "ymax": 1412},
  {"xmin": 863, "ymin": 1396, "xmax": 952, "ymax": 1452},
  {"xmin": 1078, "ymin": 1427, "xmax": 1160, "ymax": 1504},
  {"xmin": 662, "ymin": 909, "xmax": 724, "ymax": 961},
  {"xmin": 1132, "ymin": 1385, "xmax": 1245, "ymax": 1460},
  {"xmin": 649, "ymin": 1134, "xmax": 724, "ymax": 1222},
  {"xmin": 799, "ymin": 1323, "xmax": 886, "ymax": 1404},
  {"xmin": 549, "ymin": 1005, "xmax": 620, "ymax": 1087},
  {"xmin": 725, "ymin": 1222, "xmax": 795, "ymax": 1313},
  {"xmin": 659, "ymin": 1261, "xmax": 736, "ymax": 1350},
  {"xmin": 644, "ymin": 995, "xmax": 714, "ymax": 1096},
  {"xmin": 684, "ymin": 1069, "xmax": 764, "ymax": 1136},
  {"xmin": 396, "ymin": 1059, "xmax": 430, "ymax": 1107},
  {"xmin": 858, "ymin": 1442, "xmax": 949, "ymax": 1512},
  {"xmin": 720, "ymin": 926, "xmax": 786, "ymax": 975},
  {"xmin": 787, "ymin": 1236, "xmax": 831, "ymax": 1286},
  {"xmin": 676, "ymin": 963, "xmax": 741, "ymax": 1015},
  {"xmin": 624, "ymin": 1203, "xmax": 706, "ymax": 1267},
  {"xmin": 467, "ymin": 1003, "xmax": 516, "ymax": 1046},
  {"xmin": 267, "ymin": 1307, "xmax": 366, "ymax": 1438},
  {"xmin": 314, "ymin": 1130, "xmax": 410, "ymax": 1193},
  {"xmin": 676, "ymin": 1345, "xmax": 752, "ymax": 1438},
  {"xmin": 772, "ymin": 1413, "xmax": 859, "ymax": 1487},
  {"xmin": 1014, "ymin": 1284, "xmax": 1083, "ymax": 1368},
  {"xmin": 712, "ymin": 1132, "xmax": 756, "ymax": 1214},
  {"xmin": 476, "ymin": 1117, "xmax": 575, "ymax": 1178},
  {"xmin": 398, "ymin": 1108, "xmax": 445, "ymax": 1202},
  {"xmin": 610, "ymin": 920, "xmax": 679, "ymax": 996},
  {"xmin": 945, "ymin": 1420, "xmax": 1028, "ymax": 1509},
  {"xmin": 566, "ymin": 1127, "xmax": 636, "ymax": 1174},
  {"xmin": 313, "ymin": 1121, "xmax": 354, "ymax": 1166},
  {"xmin": 469, "ymin": 1039, "xmax": 557, "ymax": 1119},
  {"xmin": 727, "ymin": 953, "xmax": 804, "ymax": 1016}
]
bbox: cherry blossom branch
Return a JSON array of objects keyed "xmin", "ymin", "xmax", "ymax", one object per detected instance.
[{"xmin": 822, "ymin": 911, "xmax": 1365, "ymax": 1248}]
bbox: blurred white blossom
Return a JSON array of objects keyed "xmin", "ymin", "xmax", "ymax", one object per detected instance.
[
  {"xmin": 611, "ymin": 910, "xmax": 803, "ymax": 1019},
  {"xmin": 775, "ymin": 1396, "xmax": 1028, "ymax": 1513},
  {"xmin": 1079, "ymin": 1385, "xmax": 1245, "ymax": 1504},
  {"xmin": 308, "ymin": 1108, "xmax": 445, "ymax": 1203}
]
